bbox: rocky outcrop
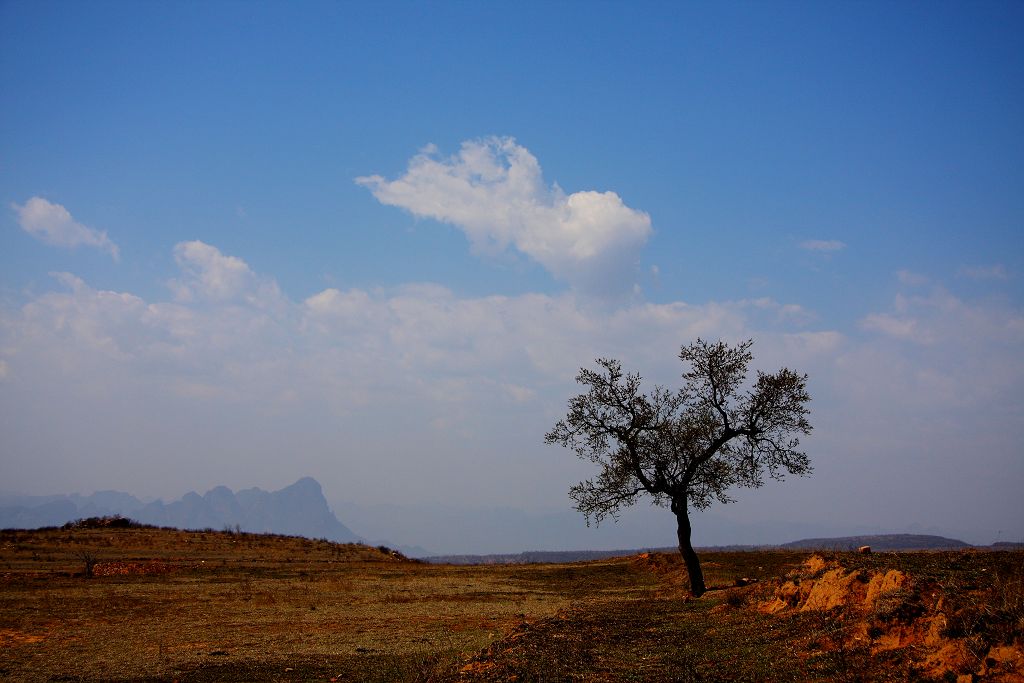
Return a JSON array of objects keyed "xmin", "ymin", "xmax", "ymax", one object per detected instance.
[{"xmin": 760, "ymin": 555, "xmax": 1023, "ymax": 681}]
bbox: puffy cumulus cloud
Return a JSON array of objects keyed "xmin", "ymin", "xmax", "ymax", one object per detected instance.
[
  {"xmin": 11, "ymin": 197, "xmax": 120, "ymax": 260},
  {"xmin": 356, "ymin": 137, "xmax": 652, "ymax": 297},
  {"xmin": 799, "ymin": 239, "xmax": 846, "ymax": 252},
  {"xmin": 170, "ymin": 240, "xmax": 284, "ymax": 309}
]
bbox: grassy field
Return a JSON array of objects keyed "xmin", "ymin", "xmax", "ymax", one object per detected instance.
[{"xmin": 1, "ymin": 523, "xmax": 1021, "ymax": 681}]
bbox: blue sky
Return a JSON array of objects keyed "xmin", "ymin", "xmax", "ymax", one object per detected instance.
[{"xmin": 1, "ymin": 1, "xmax": 1022, "ymax": 551}]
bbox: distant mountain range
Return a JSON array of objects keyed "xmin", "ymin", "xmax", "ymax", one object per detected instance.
[
  {"xmin": 3, "ymin": 482, "xmax": 1018, "ymax": 562},
  {"xmin": 0, "ymin": 477, "xmax": 359, "ymax": 544},
  {"xmin": 425, "ymin": 533, "xmax": 1015, "ymax": 564}
]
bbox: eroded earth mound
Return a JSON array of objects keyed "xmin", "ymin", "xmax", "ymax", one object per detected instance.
[{"xmin": 760, "ymin": 554, "xmax": 1024, "ymax": 681}]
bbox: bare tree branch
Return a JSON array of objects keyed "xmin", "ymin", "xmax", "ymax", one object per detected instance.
[{"xmin": 546, "ymin": 338, "xmax": 813, "ymax": 596}]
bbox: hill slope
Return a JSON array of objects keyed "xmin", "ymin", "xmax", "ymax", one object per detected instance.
[{"xmin": 780, "ymin": 533, "xmax": 971, "ymax": 551}]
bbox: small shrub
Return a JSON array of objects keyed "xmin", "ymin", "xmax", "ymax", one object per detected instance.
[{"xmin": 77, "ymin": 550, "xmax": 99, "ymax": 578}]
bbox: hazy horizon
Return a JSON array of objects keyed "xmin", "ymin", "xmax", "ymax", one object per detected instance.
[
  {"xmin": 2, "ymin": 3, "xmax": 1022, "ymax": 551},
  {"xmin": 0, "ymin": 476, "xmax": 1011, "ymax": 555}
]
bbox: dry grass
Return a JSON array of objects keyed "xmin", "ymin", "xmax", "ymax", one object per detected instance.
[
  {"xmin": 0, "ymin": 527, "xmax": 654, "ymax": 681},
  {"xmin": 1, "ymin": 527, "xmax": 1020, "ymax": 682},
  {"xmin": 460, "ymin": 551, "xmax": 1024, "ymax": 682}
]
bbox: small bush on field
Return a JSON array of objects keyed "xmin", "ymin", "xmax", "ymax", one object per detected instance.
[{"xmin": 76, "ymin": 550, "xmax": 99, "ymax": 578}]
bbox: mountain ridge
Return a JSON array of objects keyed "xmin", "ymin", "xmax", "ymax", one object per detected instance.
[
  {"xmin": 3, "ymin": 486, "xmax": 1015, "ymax": 561},
  {"xmin": 0, "ymin": 477, "xmax": 359, "ymax": 544},
  {"xmin": 424, "ymin": 533, "xmax": 1002, "ymax": 564}
]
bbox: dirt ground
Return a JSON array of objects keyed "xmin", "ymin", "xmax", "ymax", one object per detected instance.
[{"xmin": 1, "ymin": 525, "xmax": 1021, "ymax": 682}]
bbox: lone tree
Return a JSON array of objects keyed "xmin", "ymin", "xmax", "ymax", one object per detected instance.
[{"xmin": 545, "ymin": 339, "xmax": 812, "ymax": 596}]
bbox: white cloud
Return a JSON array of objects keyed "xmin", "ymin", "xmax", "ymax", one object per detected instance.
[
  {"xmin": 1, "ymin": 243, "xmax": 811, "ymax": 440},
  {"xmin": 357, "ymin": 137, "xmax": 652, "ymax": 297},
  {"xmin": 170, "ymin": 240, "xmax": 284, "ymax": 308},
  {"xmin": 1, "ymin": 243, "xmax": 1021, "ymax": 543},
  {"xmin": 860, "ymin": 285, "xmax": 1024, "ymax": 349},
  {"xmin": 172, "ymin": 241, "xmax": 254, "ymax": 301},
  {"xmin": 861, "ymin": 313, "xmax": 927, "ymax": 342},
  {"xmin": 799, "ymin": 239, "xmax": 846, "ymax": 252},
  {"xmin": 11, "ymin": 197, "xmax": 120, "ymax": 260},
  {"xmin": 854, "ymin": 285, "xmax": 1024, "ymax": 409}
]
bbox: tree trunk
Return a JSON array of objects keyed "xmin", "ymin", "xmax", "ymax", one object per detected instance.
[{"xmin": 673, "ymin": 499, "xmax": 706, "ymax": 597}]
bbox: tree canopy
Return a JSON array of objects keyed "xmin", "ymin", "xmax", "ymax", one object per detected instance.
[{"xmin": 545, "ymin": 338, "xmax": 812, "ymax": 596}]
